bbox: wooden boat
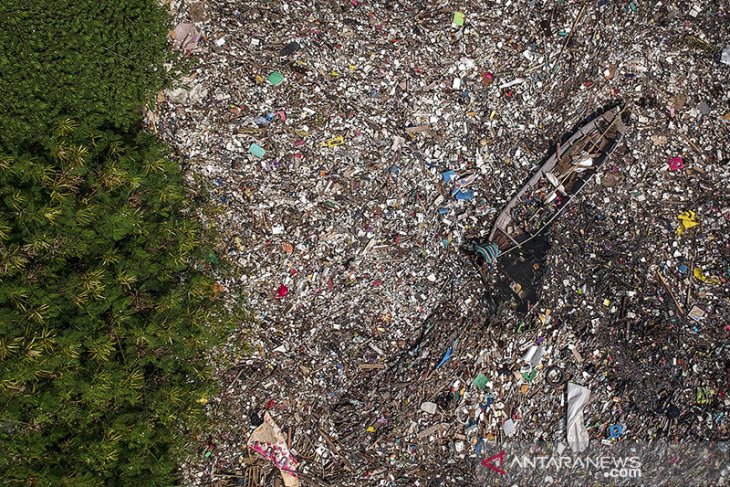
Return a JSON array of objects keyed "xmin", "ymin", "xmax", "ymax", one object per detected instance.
[{"xmin": 486, "ymin": 105, "xmax": 629, "ymax": 259}]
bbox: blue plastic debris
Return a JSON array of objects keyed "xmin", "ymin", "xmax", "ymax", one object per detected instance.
[
  {"xmin": 436, "ymin": 346, "xmax": 453, "ymax": 369},
  {"xmin": 475, "ymin": 437, "xmax": 484, "ymax": 454},
  {"xmin": 608, "ymin": 424, "xmax": 624, "ymax": 439},
  {"xmin": 254, "ymin": 112, "xmax": 275, "ymax": 126},
  {"xmin": 678, "ymin": 264, "xmax": 689, "ymax": 275},
  {"xmin": 249, "ymin": 143, "xmax": 266, "ymax": 158},
  {"xmin": 438, "ymin": 207, "xmax": 449, "ymax": 215},
  {"xmin": 442, "ymin": 170, "xmax": 457, "ymax": 183},
  {"xmin": 454, "ymin": 189, "xmax": 475, "ymax": 200}
]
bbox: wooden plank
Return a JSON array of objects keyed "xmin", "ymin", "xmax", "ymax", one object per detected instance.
[
  {"xmin": 405, "ymin": 125, "xmax": 432, "ymax": 134},
  {"xmin": 358, "ymin": 363, "xmax": 385, "ymax": 370},
  {"xmin": 656, "ymin": 271, "xmax": 685, "ymax": 316}
]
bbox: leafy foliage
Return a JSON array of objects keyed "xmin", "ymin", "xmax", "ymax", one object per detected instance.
[
  {"xmin": 0, "ymin": 122, "xmax": 239, "ymax": 485},
  {"xmin": 0, "ymin": 0, "xmax": 170, "ymax": 148}
]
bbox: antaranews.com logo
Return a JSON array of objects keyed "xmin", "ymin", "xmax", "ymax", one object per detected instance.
[
  {"xmin": 474, "ymin": 441, "xmax": 728, "ymax": 485},
  {"xmin": 478, "ymin": 450, "xmax": 641, "ymax": 479}
]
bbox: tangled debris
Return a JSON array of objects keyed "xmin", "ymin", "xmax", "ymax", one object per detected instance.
[{"xmin": 153, "ymin": 1, "xmax": 729, "ymax": 485}]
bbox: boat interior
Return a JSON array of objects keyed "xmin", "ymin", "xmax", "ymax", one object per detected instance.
[{"xmin": 489, "ymin": 107, "xmax": 625, "ymax": 252}]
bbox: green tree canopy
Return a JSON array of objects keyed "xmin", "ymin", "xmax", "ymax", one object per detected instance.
[
  {"xmin": 0, "ymin": 0, "xmax": 169, "ymax": 148},
  {"xmin": 0, "ymin": 121, "xmax": 237, "ymax": 485}
]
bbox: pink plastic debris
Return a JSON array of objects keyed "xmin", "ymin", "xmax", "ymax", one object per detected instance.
[
  {"xmin": 482, "ymin": 71, "xmax": 494, "ymax": 86},
  {"xmin": 275, "ymin": 284, "xmax": 288, "ymax": 298},
  {"xmin": 248, "ymin": 412, "xmax": 300, "ymax": 486},
  {"xmin": 669, "ymin": 157, "xmax": 684, "ymax": 171}
]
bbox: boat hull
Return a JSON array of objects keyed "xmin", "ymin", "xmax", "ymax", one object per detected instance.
[{"xmin": 487, "ymin": 105, "xmax": 628, "ymax": 256}]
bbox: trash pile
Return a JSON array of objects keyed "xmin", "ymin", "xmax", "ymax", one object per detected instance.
[{"xmin": 153, "ymin": 1, "xmax": 729, "ymax": 485}]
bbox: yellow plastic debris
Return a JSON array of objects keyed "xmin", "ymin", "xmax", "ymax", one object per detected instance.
[
  {"xmin": 677, "ymin": 210, "xmax": 698, "ymax": 236},
  {"xmin": 320, "ymin": 136, "xmax": 344, "ymax": 147},
  {"xmin": 693, "ymin": 267, "xmax": 721, "ymax": 285},
  {"xmin": 538, "ymin": 308, "xmax": 552, "ymax": 325},
  {"xmin": 366, "ymin": 425, "xmax": 376, "ymax": 433}
]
